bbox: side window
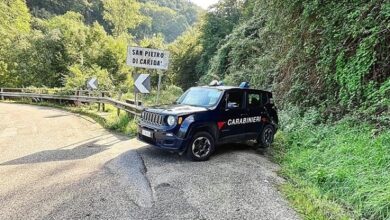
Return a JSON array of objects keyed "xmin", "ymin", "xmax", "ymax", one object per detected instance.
[
  {"xmin": 226, "ymin": 91, "xmax": 244, "ymax": 109},
  {"xmin": 248, "ymin": 92, "xmax": 262, "ymax": 108},
  {"xmin": 262, "ymin": 93, "xmax": 269, "ymax": 105}
]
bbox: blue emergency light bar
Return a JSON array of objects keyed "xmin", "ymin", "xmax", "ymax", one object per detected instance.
[{"xmin": 239, "ymin": 82, "xmax": 250, "ymax": 88}]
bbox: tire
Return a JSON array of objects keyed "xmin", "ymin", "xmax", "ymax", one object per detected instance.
[
  {"xmin": 186, "ymin": 132, "xmax": 215, "ymax": 161},
  {"xmin": 257, "ymin": 124, "xmax": 275, "ymax": 148}
]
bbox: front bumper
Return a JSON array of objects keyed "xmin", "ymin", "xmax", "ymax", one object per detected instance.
[{"xmin": 137, "ymin": 125, "xmax": 189, "ymax": 153}]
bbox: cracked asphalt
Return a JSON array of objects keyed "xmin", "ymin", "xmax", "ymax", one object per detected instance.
[{"xmin": 0, "ymin": 103, "xmax": 299, "ymax": 220}]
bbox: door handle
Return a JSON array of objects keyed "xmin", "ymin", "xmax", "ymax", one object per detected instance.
[{"xmin": 240, "ymin": 114, "xmax": 248, "ymax": 117}]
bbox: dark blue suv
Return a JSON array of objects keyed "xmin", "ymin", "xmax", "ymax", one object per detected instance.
[{"xmin": 138, "ymin": 82, "xmax": 278, "ymax": 161}]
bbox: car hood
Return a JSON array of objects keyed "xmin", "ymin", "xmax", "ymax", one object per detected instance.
[{"xmin": 145, "ymin": 104, "xmax": 208, "ymax": 115}]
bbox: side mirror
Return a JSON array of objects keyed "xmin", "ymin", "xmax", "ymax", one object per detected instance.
[{"xmin": 227, "ymin": 102, "xmax": 239, "ymax": 109}]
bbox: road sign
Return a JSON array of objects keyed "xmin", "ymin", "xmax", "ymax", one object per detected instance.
[
  {"xmin": 127, "ymin": 47, "xmax": 170, "ymax": 70},
  {"xmin": 133, "ymin": 74, "xmax": 151, "ymax": 94},
  {"xmin": 87, "ymin": 77, "xmax": 98, "ymax": 90}
]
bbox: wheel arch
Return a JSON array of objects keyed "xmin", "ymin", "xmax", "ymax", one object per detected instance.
[{"xmin": 186, "ymin": 122, "xmax": 218, "ymax": 141}]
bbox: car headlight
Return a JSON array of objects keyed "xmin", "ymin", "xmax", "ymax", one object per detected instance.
[{"xmin": 167, "ymin": 116, "xmax": 176, "ymax": 126}]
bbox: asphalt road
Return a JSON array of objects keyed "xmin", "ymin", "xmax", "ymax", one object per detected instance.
[{"xmin": 0, "ymin": 103, "xmax": 299, "ymax": 220}]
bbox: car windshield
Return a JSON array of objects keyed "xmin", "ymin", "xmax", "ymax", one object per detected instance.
[{"xmin": 176, "ymin": 87, "xmax": 223, "ymax": 107}]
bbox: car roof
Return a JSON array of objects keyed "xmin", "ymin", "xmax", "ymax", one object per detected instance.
[{"xmin": 198, "ymin": 86, "xmax": 272, "ymax": 94}]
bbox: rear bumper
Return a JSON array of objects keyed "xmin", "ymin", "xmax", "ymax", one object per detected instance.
[{"xmin": 137, "ymin": 125, "xmax": 189, "ymax": 153}]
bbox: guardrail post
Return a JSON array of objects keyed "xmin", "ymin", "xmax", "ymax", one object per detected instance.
[
  {"xmin": 117, "ymin": 92, "xmax": 123, "ymax": 116},
  {"xmin": 74, "ymin": 90, "xmax": 81, "ymax": 106},
  {"xmin": 21, "ymin": 88, "xmax": 25, "ymax": 102},
  {"xmin": 102, "ymin": 92, "xmax": 105, "ymax": 112},
  {"xmin": 98, "ymin": 92, "xmax": 102, "ymax": 112},
  {"xmin": 1, "ymin": 88, "xmax": 3, "ymax": 100}
]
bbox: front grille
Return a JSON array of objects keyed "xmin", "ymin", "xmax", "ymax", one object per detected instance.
[{"xmin": 142, "ymin": 112, "xmax": 165, "ymax": 126}]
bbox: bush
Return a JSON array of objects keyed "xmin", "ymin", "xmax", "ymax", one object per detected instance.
[{"xmin": 141, "ymin": 84, "xmax": 183, "ymax": 106}]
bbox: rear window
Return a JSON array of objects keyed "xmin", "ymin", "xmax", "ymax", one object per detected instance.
[
  {"xmin": 248, "ymin": 93, "xmax": 262, "ymax": 108},
  {"xmin": 248, "ymin": 92, "xmax": 268, "ymax": 108},
  {"xmin": 226, "ymin": 91, "xmax": 244, "ymax": 108}
]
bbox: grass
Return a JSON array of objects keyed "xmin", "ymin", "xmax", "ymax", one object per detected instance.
[{"xmin": 274, "ymin": 109, "xmax": 390, "ymax": 219}]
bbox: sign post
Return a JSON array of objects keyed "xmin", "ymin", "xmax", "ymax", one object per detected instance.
[
  {"xmin": 127, "ymin": 47, "xmax": 169, "ymax": 105},
  {"xmin": 86, "ymin": 77, "xmax": 99, "ymax": 109},
  {"xmin": 156, "ymin": 71, "xmax": 162, "ymax": 104}
]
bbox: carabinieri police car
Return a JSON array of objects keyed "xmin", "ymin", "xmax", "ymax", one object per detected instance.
[{"xmin": 138, "ymin": 82, "xmax": 279, "ymax": 161}]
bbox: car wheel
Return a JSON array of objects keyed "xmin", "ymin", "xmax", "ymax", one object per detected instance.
[
  {"xmin": 186, "ymin": 132, "xmax": 215, "ymax": 161},
  {"xmin": 258, "ymin": 124, "xmax": 275, "ymax": 148}
]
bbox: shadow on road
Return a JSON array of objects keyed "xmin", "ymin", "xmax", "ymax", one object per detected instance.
[
  {"xmin": 135, "ymin": 142, "xmax": 269, "ymax": 164},
  {"xmin": 1, "ymin": 140, "xmax": 111, "ymax": 166}
]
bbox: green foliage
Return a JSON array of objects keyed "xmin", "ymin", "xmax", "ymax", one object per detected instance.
[
  {"xmin": 336, "ymin": 33, "xmax": 378, "ymax": 107},
  {"xmin": 140, "ymin": 85, "xmax": 183, "ymax": 106},
  {"xmin": 279, "ymin": 181, "xmax": 350, "ymax": 220},
  {"xmin": 0, "ymin": 0, "xmax": 31, "ymax": 87},
  {"xmin": 187, "ymin": 0, "xmax": 389, "ymax": 116},
  {"xmin": 106, "ymin": 111, "xmax": 138, "ymax": 135},
  {"xmin": 103, "ymin": 0, "xmax": 148, "ymax": 36},
  {"xmin": 0, "ymin": 0, "xmax": 31, "ymax": 36},
  {"xmin": 139, "ymin": 0, "xmax": 201, "ymax": 25},
  {"xmin": 168, "ymin": 26, "xmax": 203, "ymax": 89},
  {"xmin": 133, "ymin": 3, "xmax": 179, "ymax": 42},
  {"xmin": 136, "ymin": 0, "xmax": 202, "ymax": 42},
  {"xmin": 196, "ymin": 0, "xmax": 243, "ymax": 76},
  {"xmin": 65, "ymin": 64, "xmax": 113, "ymax": 90},
  {"xmin": 26, "ymin": 0, "xmax": 90, "ymax": 18},
  {"xmin": 276, "ymin": 110, "xmax": 390, "ymax": 219},
  {"xmin": 26, "ymin": 0, "xmax": 202, "ymax": 42},
  {"xmin": 1, "ymin": 6, "xmax": 133, "ymax": 89}
]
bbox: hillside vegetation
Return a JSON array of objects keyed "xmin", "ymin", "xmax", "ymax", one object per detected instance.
[
  {"xmin": 168, "ymin": 0, "xmax": 389, "ymax": 219},
  {"xmin": 171, "ymin": 0, "xmax": 389, "ymax": 116},
  {"xmin": 26, "ymin": 0, "xmax": 201, "ymax": 42}
]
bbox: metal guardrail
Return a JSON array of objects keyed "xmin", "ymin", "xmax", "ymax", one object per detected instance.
[{"xmin": 0, "ymin": 88, "xmax": 143, "ymax": 116}]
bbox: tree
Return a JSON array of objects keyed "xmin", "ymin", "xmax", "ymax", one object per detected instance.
[
  {"xmin": 137, "ymin": 0, "xmax": 202, "ymax": 42},
  {"xmin": 196, "ymin": 0, "xmax": 243, "ymax": 76},
  {"xmin": 5, "ymin": 11, "xmax": 133, "ymax": 89},
  {"xmin": 103, "ymin": 0, "xmax": 148, "ymax": 36},
  {"xmin": 0, "ymin": 0, "xmax": 31, "ymax": 87},
  {"xmin": 0, "ymin": 0, "xmax": 31, "ymax": 36},
  {"xmin": 168, "ymin": 26, "xmax": 202, "ymax": 89},
  {"xmin": 133, "ymin": 3, "xmax": 188, "ymax": 43},
  {"xmin": 25, "ymin": 0, "xmax": 202, "ymax": 42}
]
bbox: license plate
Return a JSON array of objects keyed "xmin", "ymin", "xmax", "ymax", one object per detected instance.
[{"xmin": 141, "ymin": 129, "xmax": 153, "ymax": 138}]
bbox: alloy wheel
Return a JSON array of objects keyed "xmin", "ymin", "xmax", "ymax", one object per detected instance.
[{"xmin": 192, "ymin": 137, "xmax": 211, "ymax": 158}]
